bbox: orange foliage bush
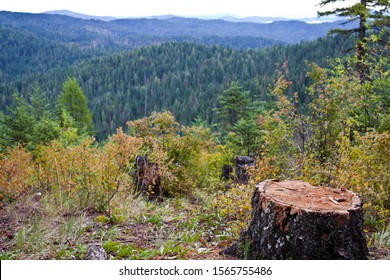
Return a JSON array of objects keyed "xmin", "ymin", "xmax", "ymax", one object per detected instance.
[
  {"xmin": 35, "ymin": 132, "xmax": 144, "ymax": 211},
  {"xmin": 0, "ymin": 145, "xmax": 35, "ymax": 204}
]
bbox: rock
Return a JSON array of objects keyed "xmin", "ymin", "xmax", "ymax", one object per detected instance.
[
  {"xmin": 86, "ymin": 243, "xmax": 107, "ymax": 260},
  {"xmin": 32, "ymin": 192, "xmax": 42, "ymax": 202}
]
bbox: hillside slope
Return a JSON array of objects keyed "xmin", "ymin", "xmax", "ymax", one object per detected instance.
[
  {"xmin": 2, "ymin": 36, "xmax": 351, "ymax": 139},
  {"xmin": 0, "ymin": 11, "xmax": 354, "ymax": 47}
]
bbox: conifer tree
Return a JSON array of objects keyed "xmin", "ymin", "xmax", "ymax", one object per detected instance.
[
  {"xmin": 215, "ymin": 81, "xmax": 251, "ymax": 130},
  {"xmin": 0, "ymin": 85, "xmax": 61, "ymax": 150},
  {"xmin": 58, "ymin": 77, "xmax": 93, "ymax": 135},
  {"xmin": 318, "ymin": 0, "xmax": 390, "ymax": 80}
]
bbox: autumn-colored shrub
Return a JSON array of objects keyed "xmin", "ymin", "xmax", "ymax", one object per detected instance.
[
  {"xmin": 212, "ymin": 186, "xmax": 253, "ymax": 236},
  {"xmin": 251, "ymin": 59, "xmax": 389, "ymax": 221},
  {"xmin": 336, "ymin": 131, "xmax": 390, "ymax": 219},
  {"xmin": 35, "ymin": 131, "xmax": 144, "ymax": 212},
  {"xmin": 100, "ymin": 128, "xmax": 143, "ymax": 213},
  {"xmin": 0, "ymin": 112, "xmax": 224, "ymax": 212},
  {"xmin": 0, "ymin": 145, "xmax": 35, "ymax": 204},
  {"xmin": 35, "ymin": 137, "xmax": 101, "ymax": 210},
  {"xmin": 127, "ymin": 111, "xmax": 221, "ymax": 196}
]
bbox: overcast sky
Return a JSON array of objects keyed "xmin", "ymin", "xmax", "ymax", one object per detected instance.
[{"xmin": 0, "ymin": 0, "xmax": 358, "ymax": 18}]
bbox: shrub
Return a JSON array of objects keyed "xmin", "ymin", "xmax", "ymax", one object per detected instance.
[
  {"xmin": 337, "ymin": 131, "xmax": 390, "ymax": 219},
  {"xmin": 0, "ymin": 145, "xmax": 35, "ymax": 204}
]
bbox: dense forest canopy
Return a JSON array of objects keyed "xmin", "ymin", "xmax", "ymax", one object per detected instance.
[{"xmin": 1, "ymin": 34, "xmax": 352, "ymax": 139}]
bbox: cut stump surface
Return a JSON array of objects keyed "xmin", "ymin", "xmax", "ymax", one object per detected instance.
[
  {"xmin": 262, "ymin": 180, "xmax": 361, "ymax": 211},
  {"xmin": 222, "ymin": 180, "xmax": 369, "ymax": 260}
]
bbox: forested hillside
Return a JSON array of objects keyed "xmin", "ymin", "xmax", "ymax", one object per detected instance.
[
  {"xmin": 0, "ymin": 24, "xmax": 283, "ymax": 83},
  {"xmin": 0, "ymin": 27, "xmax": 101, "ymax": 83},
  {"xmin": 0, "ymin": 11, "xmax": 354, "ymax": 46},
  {"xmin": 1, "ymin": 34, "xmax": 351, "ymax": 139}
]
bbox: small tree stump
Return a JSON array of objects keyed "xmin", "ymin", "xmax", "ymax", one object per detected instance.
[
  {"xmin": 221, "ymin": 164, "xmax": 233, "ymax": 181},
  {"xmin": 223, "ymin": 180, "xmax": 369, "ymax": 259},
  {"xmin": 234, "ymin": 156, "xmax": 254, "ymax": 184},
  {"xmin": 133, "ymin": 155, "xmax": 148, "ymax": 192},
  {"xmin": 133, "ymin": 155, "xmax": 162, "ymax": 201}
]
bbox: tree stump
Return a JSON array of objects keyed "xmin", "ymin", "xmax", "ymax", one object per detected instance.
[
  {"xmin": 222, "ymin": 180, "xmax": 369, "ymax": 259},
  {"xmin": 133, "ymin": 155, "xmax": 162, "ymax": 201},
  {"xmin": 234, "ymin": 156, "xmax": 254, "ymax": 184},
  {"xmin": 221, "ymin": 164, "xmax": 233, "ymax": 181},
  {"xmin": 133, "ymin": 155, "xmax": 148, "ymax": 192}
]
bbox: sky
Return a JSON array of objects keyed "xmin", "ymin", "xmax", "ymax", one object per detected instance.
[{"xmin": 0, "ymin": 0, "xmax": 358, "ymax": 19}]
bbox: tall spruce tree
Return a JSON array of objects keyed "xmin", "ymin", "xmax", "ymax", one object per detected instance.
[
  {"xmin": 215, "ymin": 81, "xmax": 251, "ymax": 130},
  {"xmin": 58, "ymin": 77, "xmax": 93, "ymax": 135},
  {"xmin": 215, "ymin": 81, "xmax": 261, "ymax": 156}
]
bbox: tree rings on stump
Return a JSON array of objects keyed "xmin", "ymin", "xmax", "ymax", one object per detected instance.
[{"xmin": 222, "ymin": 180, "xmax": 369, "ymax": 259}]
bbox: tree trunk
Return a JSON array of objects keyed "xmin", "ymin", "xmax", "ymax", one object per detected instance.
[{"xmin": 222, "ymin": 180, "xmax": 369, "ymax": 259}]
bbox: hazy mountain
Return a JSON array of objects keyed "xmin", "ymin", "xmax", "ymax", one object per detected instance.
[
  {"xmin": 44, "ymin": 10, "xmax": 116, "ymax": 21},
  {"xmin": 43, "ymin": 10, "xmax": 341, "ymax": 24},
  {"xmin": 221, "ymin": 16, "xmax": 289, "ymax": 23},
  {"xmin": 145, "ymin": 14, "xmax": 178, "ymax": 20},
  {"xmin": 220, "ymin": 15, "xmax": 341, "ymax": 24},
  {"xmin": 0, "ymin": 11, "xmax": 354, "ymax": 46}
]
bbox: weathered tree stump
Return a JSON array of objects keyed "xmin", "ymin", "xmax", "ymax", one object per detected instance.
[
  {"xmin": 221, "ymin": 164, "xmax": 234, "ymax": 181},
  {"xmin": 133, "ymin": 155, "xmax": 148, "ymax": 192},
  {"xmin": 234, "ymin": 156, "xmax": 254, "ymax": 184},
  {"xmin": 222, "ymin": 180, "xmax": 369, "ymax": 259},
  {"xmin": 133, "ymin": 155, "xmax": 162, "ymax": 201}
]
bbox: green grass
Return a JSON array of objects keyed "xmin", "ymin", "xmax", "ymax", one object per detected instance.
[
  {"xmin": 1, "ymin": 186, "xmax": 388, "ymax": 260},
  {"xmin": 371, "ymin": 225, "xmax": 390, "ymax": 248}
]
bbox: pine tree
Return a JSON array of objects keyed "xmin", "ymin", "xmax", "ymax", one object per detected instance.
[
  {"xmin": 318, "ymin": 0, "xmax": 390, "ymax": 81},
  {"xmin": 58, "ymin": 77, "xmax": 93, "ymax": 135},
  {"xmin": 215, "ymin": 81, "xmax": 251, "ymax": 130},
  {"xmin": 0, "ymin": 86, "xmax": 61, "ymax": 150},
  {"xmin": 232, "ymin": 116, "xmax": 261, "ymax": 156},
  {"xmin": 0, "ymin": 94, "xmax": 34, "ymax": 148}
]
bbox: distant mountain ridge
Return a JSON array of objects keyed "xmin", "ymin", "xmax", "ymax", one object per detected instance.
[
  {"xmin": 44, "ymin": 10, "xmax": 116, "ymax": 21},
  {"xmin": 0, "ymin": 11, "xmax": 354, "ymax": 46},
  {"xmin": 44, "ymin": 10, "xmax": 341, "ymax": 24}
]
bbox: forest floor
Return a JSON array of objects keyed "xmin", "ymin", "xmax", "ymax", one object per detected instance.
[{"xmin": 0, "ymin": 190, "xmax": 389, "ymax": 260}]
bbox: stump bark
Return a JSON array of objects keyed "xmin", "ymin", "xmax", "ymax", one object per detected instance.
[
  {"xmin": 133, "ymin": 155, "xmax": 162, "ymax": 201},
  {"xmin": 223, "ymin": 180, "xmax": 369, "ymax": 259},
  {"xmin": 234, "ymin": 156, "xmax": 254, "ymax": 184},
  {"xmin": 221, "ymin": 164, "xmax": 233, "ymax": 181}
]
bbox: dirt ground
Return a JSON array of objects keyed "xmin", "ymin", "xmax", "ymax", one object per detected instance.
[{"xmin": 0, "ymin": 197, "xmax": 388, "ymax": 260}]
